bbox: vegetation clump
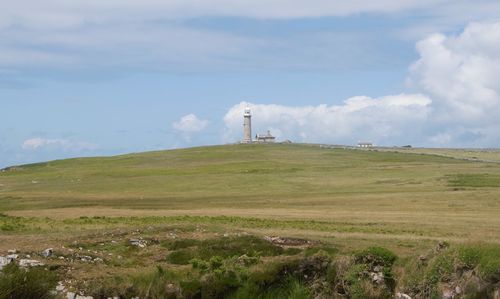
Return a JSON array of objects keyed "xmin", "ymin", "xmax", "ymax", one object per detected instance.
[
  {"xmin": 166, "ymin": 235, "xmax": 283, "ymax": 265},
  {"xmin": 0, "ymin": 263, "xmax": 59, "ymax": 299}
]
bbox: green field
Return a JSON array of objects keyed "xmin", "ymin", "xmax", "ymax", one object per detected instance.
[{"xmin": 1, "ymin": 144, "xmax": 499, "ymax": 298}]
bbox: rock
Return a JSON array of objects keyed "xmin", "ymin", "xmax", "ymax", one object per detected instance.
[
  {"xmin": 56, "ymin": 281, "xmax": 65, "ymax": 292},
  {"xmin": 455, "ymin": 286, "xmax": 462, "ymax": 294},
  {"xmin": 7, "ymin": 249, "xmax": 17, "ymax": 254},
  {"xmin": 7, "ymin": 254, "xmax": 18, "ymax": 262},
  {"xmin": 370, "ymin": 272, "xmax": 385, "ymax": 284},
  {"xmin": 396, "ymin": 293, "xmax": 412, "ymax": 299},
  {"xmin": 129, "ymin": 238, "xmax": 147, "ymax": 248},
  {"xmin": 0, "ymin": 256, "xmax": 12, "ymax": 270},
  {"xmin": 66, "ymin": 292, "xmax": 76, "ymax": 299},
  {"xmin": 42, "ymin": 248, "xmax": 54, "ymax": 258},
  {"xmin": 19, "ymin": 259, "xmax": 44, "ymax": 267},
  {"xmin": 75, "ymin": 295, "xmax": 93, "ymax": 299},
  {"xmin": 79, "ymin": 255, "xmax": 92, "ymax": 262}
]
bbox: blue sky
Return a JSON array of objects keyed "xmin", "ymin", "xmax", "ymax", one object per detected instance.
[{"xmin": 1, "ymin": 0, "xmax": 500, "ymax": 167}]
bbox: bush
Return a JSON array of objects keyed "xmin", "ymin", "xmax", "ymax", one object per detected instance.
[
  {"xmin": 354, "ymin": 247, "xmax": 397, "ymax": 267},
  {"xmin": 0, "ymin": 263, "xmax": 58, "ymax": 299}
]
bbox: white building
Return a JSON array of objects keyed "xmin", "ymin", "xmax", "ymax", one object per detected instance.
[
  {"xmin": 255, "ymin": 130, "xmax": 276, "ymax": 143},
  {"xmin": 358, "ymin": 142, "xmax": 373, "ymax": 148}
]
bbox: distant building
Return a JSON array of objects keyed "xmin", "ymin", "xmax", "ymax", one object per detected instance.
[
  {"xmin": 255, "ymin": 130, "xmax": 276, "ymax": 143},
  {"xmin": 358, "ymin": 142, "xmax": 373, "ymax": 148}
]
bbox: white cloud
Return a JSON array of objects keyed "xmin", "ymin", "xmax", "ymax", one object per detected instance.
[
  {"xmin": 225, "ymin": 20, "xmax": 500, "ymax": 147},
  {"xmin": 22, "ymin": 137, "xmax": 98, "ymax": 151},
  {"xmin": 408, "ymin": 20, "xmax": 500, "ymax": 145},
  {"xmin": 224, "ymin": 94, "xmax": 431, "ymax": 145},
  {"xmin": 0, "ymin": 0, "xmax": 455, "ymax": 27},
  {"xmin": 173, "ymin": 114, "xmax": 209, "ymax": 133},
  {"xmin": 0, "ymin": 1, "xmax": 499, "ymax": 73}
]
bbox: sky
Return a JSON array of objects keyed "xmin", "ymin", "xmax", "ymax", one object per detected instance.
[{"xmin": 1, "ymin": 0, "xmax": 500, "ymax": 168}]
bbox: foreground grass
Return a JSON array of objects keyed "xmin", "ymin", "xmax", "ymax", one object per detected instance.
[{"xmin": 2, "ymin": 227, "xmax": 498, "ymax": 298}]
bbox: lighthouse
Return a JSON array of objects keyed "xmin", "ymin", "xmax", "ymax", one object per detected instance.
[{"xmin": 242, "ymin": 107, "xmax": 252, "ymax": 143}]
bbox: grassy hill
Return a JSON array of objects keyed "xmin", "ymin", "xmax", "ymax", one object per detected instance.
[
  {"xmin": 1, "ymin": 143, "xmax": 500, "ymax": 243},
  {"xmin": 1, "ymin": 144, "xmax": 499, "ymax": 298}
]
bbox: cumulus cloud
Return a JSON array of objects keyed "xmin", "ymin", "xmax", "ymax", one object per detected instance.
[
  {"xmin": 409, "ymin": 20, "xmax": 500, "ymax": 146},
  {"xmin": 225, "ymin": 20, "xmax": 500, "ymax": 147},
  {"xmin": 173, "ymin": 114, "xmax": 209, "ymax": 133},
  {"xmin": 224, "ymin": 94, "xmax": 431, "ymax": 145},
  {"xmin": 22, "ymin": 137, "xmax": 98, "ymax": 151}
]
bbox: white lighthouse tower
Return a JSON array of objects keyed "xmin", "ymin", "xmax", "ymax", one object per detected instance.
[{"xmin": 242, "ymin": 107, "xmax": 252, "ymax": 143}]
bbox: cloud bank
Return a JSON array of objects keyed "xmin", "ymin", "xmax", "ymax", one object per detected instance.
[
  {"xmin": 224, "ymin": 21, "xmax": 500, "ymax": 147},
  {"xmin": 1, "ymin": 1, "xmax": 499, "ymax": 74}
]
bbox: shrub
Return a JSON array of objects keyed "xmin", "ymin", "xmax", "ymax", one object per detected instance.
[
  {"xmin": 354, "ymin": 247, "xmax": 397, "ymax": 267},
  {"xmin": 0, "ymin": 263, "xmax": 58, "ymax": 299}
]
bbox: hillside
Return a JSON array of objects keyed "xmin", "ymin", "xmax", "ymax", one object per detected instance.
[
  {"xmin": 1, "ymin": 144, "xmax": 500, "ymax": 298},
  {"xmin": 1, "ymin": 143, "xmax": 500, "ymax": 243}
]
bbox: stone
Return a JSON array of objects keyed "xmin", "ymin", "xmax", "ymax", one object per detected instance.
[
  {"xmin": 0, "ymin": 256, "xmax": 12, "ymax": 270},
  {"xmin": 6, "ymin": 254, "xmax": 19, "ymax": 262},
  {"xmin": 396, "ymin": 293, "xmax": 412, "ymax": 299},
  {"xmin": 79, "ymin": 255, "xmax": 92, "ymax": 262},
  {"xmin": 19, "ymin": 259, "xmax": 44, "ymax": 267},
  {"xmin": 75, "ymin": 295, "xmax": 93, "ymax": 299},
  {"xmin": 56, "ymin": 281, "xmax": 65, "ymax": 292},
  {"xmin": 42, "ymin": 248, "xmax": 54, "ymax": 258},
  {"xmin": 129, "ymin": 238, "xmax": 147, "ymax": 248},
  {"xmin": 7, "ymin": 249, "xmax": 17, "ymax": 254},
  {"xmin": 370, "ymin": 272, "xmax": 384, "ymax": 284}
]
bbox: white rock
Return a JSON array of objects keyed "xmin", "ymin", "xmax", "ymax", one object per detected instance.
[
  {"xmin": 42, "ymin": 248, "xmax": 54, "ymax": 257},
  {"xmin": 66, "ymin": 292, "xmax": 76, "ymax": 299},
  {"xmin": 7, "ymin": 249, "xmax": 17, "ymax": 254},
  {"xmin": 0, "ymin": 256, "xmax": 11, "ymax": 270},
  {"xmin": 7, "ymin": 254, "xmax": 18, "ymax": 262},
  {"xmin": 19, "ymin": 259, "xmax": 44, "ymax": 267},
  {"xmin": 396, "ymin": 292, "xmax": 412, "ymax": 299},
  {"xmin": 370, "ymin": 272, "xmax": 384, "ymax": 284}
]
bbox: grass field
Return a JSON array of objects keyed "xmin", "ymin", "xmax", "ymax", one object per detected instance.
[{"xmin": 1, "ymin": 143, "xmax": 499, "ymax": 298}]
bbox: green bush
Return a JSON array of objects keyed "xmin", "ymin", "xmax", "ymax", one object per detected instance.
[
  {"xmin": 354, "ymin": 247, "xmax": 397, "ymax": 267},
  {"xmin": 0, "ymin": 263, "xmax": 58, "ymax": 299}
]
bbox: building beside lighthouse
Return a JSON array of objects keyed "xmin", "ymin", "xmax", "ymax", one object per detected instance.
[{"xmin": 241, "ymin": 107, "xmax": 276, "ymax": 143}]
